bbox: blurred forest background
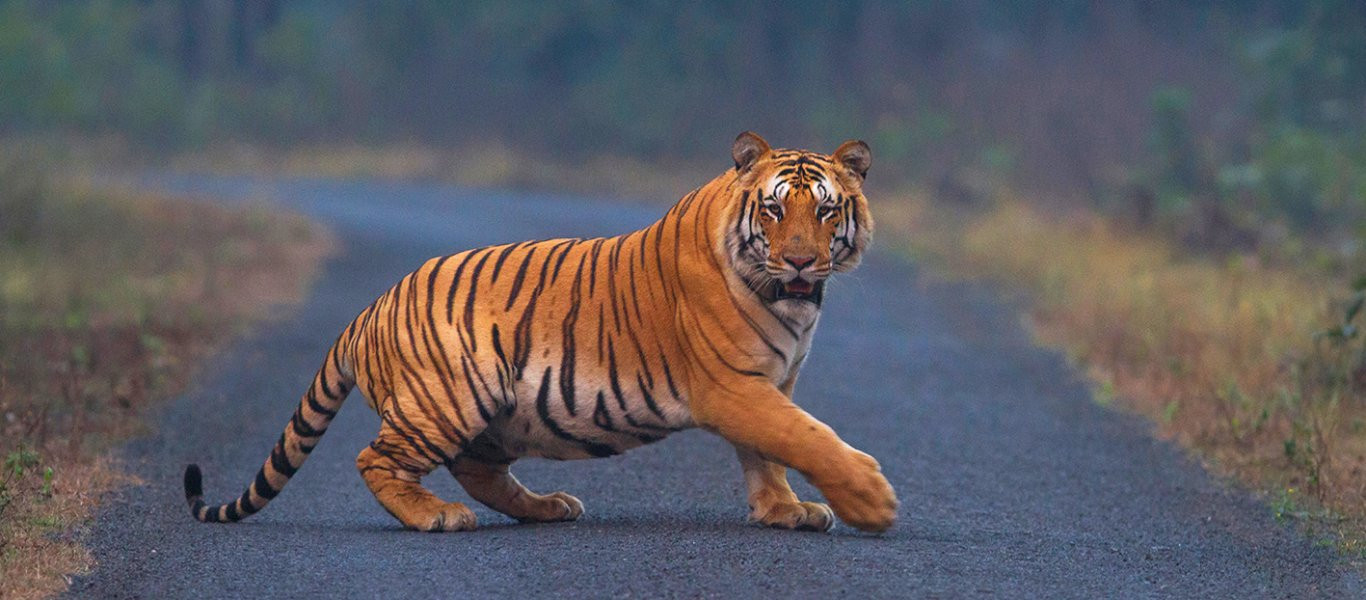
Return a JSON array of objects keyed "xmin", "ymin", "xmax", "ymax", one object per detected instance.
[{"xmin": 1, "ymin": 0, "xmax": 1364, "ymax": 251}]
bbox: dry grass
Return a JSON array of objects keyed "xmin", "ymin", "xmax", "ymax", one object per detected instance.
[
  {"xmin": 881, "ymin": 195, "xmax": 1366, "ymax": 553},
  {"xmin": 0, "ymin": 149, "xmax": 334, "ymax": 598}
]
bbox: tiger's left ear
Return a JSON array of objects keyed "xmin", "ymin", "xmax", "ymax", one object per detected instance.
[
  {"xmin": 732, "ymin": 131, "xmax": 771, "ymax": 173},
  {"xmin": 833, "ymin": 140, "xmax": 871, "ymax": 181}
]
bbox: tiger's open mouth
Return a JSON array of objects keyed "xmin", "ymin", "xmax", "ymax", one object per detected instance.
[{"xmin": 775, "ymin": 278, "xmax": 824, "ymax": 303}]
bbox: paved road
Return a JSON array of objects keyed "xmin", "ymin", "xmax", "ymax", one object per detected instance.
[{"xmin": 72, "ymin": 175, "xmax": 1359, "ymax": 598}]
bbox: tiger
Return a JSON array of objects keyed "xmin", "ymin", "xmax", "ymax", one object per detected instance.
[{"xmin": 183, "ymin": 132, "xmax": 899, "ymax": 533}]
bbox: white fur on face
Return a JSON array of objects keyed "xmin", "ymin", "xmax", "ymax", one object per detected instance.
[{"xmin": 813, "ymin": 181, "xmax": 830, "ymax": 202}]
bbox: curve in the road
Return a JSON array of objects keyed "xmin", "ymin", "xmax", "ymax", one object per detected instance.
[{"xmin": 70, "ymin": 175, "xmax": 1359, "ymax": 598}]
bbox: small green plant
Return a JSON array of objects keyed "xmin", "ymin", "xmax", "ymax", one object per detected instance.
[
  {"xmin": 1092, "ymin": 377, "xmax": 1117, "ymax": 407},
  {"xmin": 41, "ymin": 467, "xmax": 54, "ymax": 498},
  {"xmin": 1162, "ymin": 399, "xmax": 1180, "ymax": 425},
  {"xmin": 1276, "ymin": 274, "xmax": 1366, "ymax": 501},
  {"xmin": 1272, "ymin": 487, "xmax": 1305, "ymax": 522},
  {"xmin": 1284, "ymin": 417, "xmax": 1325, "ymax": 495},
  {"xmin": 1310, "ymin": 274, "xmax": 1366, "ymax": 399},
  {"xmin": 1220, "ymin": 379, "xmax": 1267, "ymax": 441},
  {"xmin": 1315, "ymin": 275, "xmax": 1366, "ymax": 331},
  {"xmin": 0, "ymin": 445, "xmax": 42, "ymax": 521},
  {"xmin": 3, "ymin": 447, "xmax": 40, "ymax": 478},
  {"xmin": 30, "ymin": 514, "xmax": 61, "ymax": 530}
]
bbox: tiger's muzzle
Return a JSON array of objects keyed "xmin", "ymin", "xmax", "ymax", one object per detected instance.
[{"xmin": 766, "ymin": 254, "xmax": 832, "ymax": 302}]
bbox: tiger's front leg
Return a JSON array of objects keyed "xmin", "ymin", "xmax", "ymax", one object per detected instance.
[
  {"xmin": 693, "ymin": 379, "xmax": 898, "ymax": 533},
  {"xmin": 735, "ymin": 372, "xmax": 835, "ymax": 531}
]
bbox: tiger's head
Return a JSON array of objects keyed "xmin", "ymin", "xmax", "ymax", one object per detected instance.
[{"xmin": 724, "ymin": 131, "xmax": 873, "ymax": 306}]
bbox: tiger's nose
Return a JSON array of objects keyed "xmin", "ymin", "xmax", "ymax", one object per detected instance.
[{"xmin": 784, "ymin": 255, "xmax": 816, "ymax": 271}]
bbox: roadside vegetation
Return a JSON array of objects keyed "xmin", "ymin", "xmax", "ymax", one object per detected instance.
[
  {"xmin": 884, "ymin": 198, "xmax": 1366, "ymax": 554},
  {"xmin": 0, "ymin": 143, "xmax": 333, "ymax": 598},
  {"xmin": 878, "ymin": 0, "xmax": 1366, "ymax": 558}
]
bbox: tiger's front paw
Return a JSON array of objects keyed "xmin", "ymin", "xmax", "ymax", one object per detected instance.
[
  {"xmin": 515, "ymin": 491, "xmax": 585, "ymax": 523},
  {"xmin": 750, "ymin": 500, "xmax": 835, "ymax": 532},
  {"xmin": 818, "ymin": 450, "xmax": 898, "ymax": 533}
]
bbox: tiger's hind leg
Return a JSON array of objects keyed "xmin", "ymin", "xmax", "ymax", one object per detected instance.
[
  {"xmin": 449, "ymin": 458, "xmax": 584, "ymax": 523},
  {"xmin": 357, "ymin": 421, "xmax": 478, "ymax": 532}
]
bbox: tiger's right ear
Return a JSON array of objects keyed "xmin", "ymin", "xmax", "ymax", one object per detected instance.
[
  {"xmin": 834, "ymin": 139, "xmax": 871, "ymax": 181},
  {"xmin": 732, "ymin": 131, "xmax": 771, "ymax": 173}
]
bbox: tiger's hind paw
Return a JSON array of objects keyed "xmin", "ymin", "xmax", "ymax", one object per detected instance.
[{"xmin": 415, "ymin": 501, "xmax": 478, "ymax": 532}]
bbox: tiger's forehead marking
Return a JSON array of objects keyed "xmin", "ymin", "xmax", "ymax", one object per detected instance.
[
  {"xmin": 770, "ymin": 151, "xmax": 832, "ymax": 182},
  {"xmin": 763, "ymin": 150, "xmax": 835, "ymax": 199},
  {"xmin": 813, "ymin": 181, "xmax": 831, "ymax": 202}
]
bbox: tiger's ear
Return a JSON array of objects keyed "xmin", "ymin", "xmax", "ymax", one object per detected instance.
[
  {"xmin": 833, "ymin": 139, "xmax": 871, "ymax": 181},
  {"xmin": 732, "ymin": 131, "xmax": 771, "ymax": 173}
]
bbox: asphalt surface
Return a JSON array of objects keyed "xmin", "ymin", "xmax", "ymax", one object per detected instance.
[{"xmin": 71, "ymin": 174, "xmax": 1360, "ymax": 598}]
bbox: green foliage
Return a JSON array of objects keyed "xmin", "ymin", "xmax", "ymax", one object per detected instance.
[
  {"xmin": 1273, "ymin": 274, "xmax": 1366, "ymax": 500},
  {"xmin": 1148, "ymin": 86, "xmax": 1200, "ymax": 206},
  {"xmin": 0, "ymin": 445, "xmax": 41, "ymax": 520},
  {"xmin": 3, "ymin": 447, "xmax": 39, "ymax": 480},
  {"xmin": 0, "ymin": 1, "xmax": 1151, "ymax": 169},
  {"xmin": 1091, "ymin": 378, "xmax": 1116, "ymax": 407},
  {"xmin": 41, "ymin": 467, "xmax": 53, "ymax": 498},
  {"xmin": 1311, "ymin": 274, "xmax": 1366, "ymax": 388},
  {"xmin": 0, "ymin": 0, "xmax": 345, "ymax": 144},
  {"xmin": 1161, "ymin": 399, "xmax": 1180, "ymax": 425},
  {"xmin": 1272, "ymin": 486, "xmax": 1306, "ymax": 522},
  {"xmin": 1243, "ymin": 126, "xmax": 1366, "ymax": 229},
  {"xmin": 1137, "ymin": 1, "xmax": 1366, "ymax": 248},
  {"xmin": 1243, "ymin": 1, "xmax": 1366, "ymax": 133}
]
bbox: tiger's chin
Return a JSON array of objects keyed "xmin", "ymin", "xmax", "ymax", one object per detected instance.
[
  {"xmin": 770, "ymin": 294, "xmax": 823, "ymax": 323},
  {"xmin": 751, "ymin": 276, "xmax": 824, "ymax": 323}
]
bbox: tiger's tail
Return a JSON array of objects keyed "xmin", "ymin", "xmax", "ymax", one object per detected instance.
[{"xmin": 183, "ymin": 329, "xmax": 356, "ymax": 523}]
